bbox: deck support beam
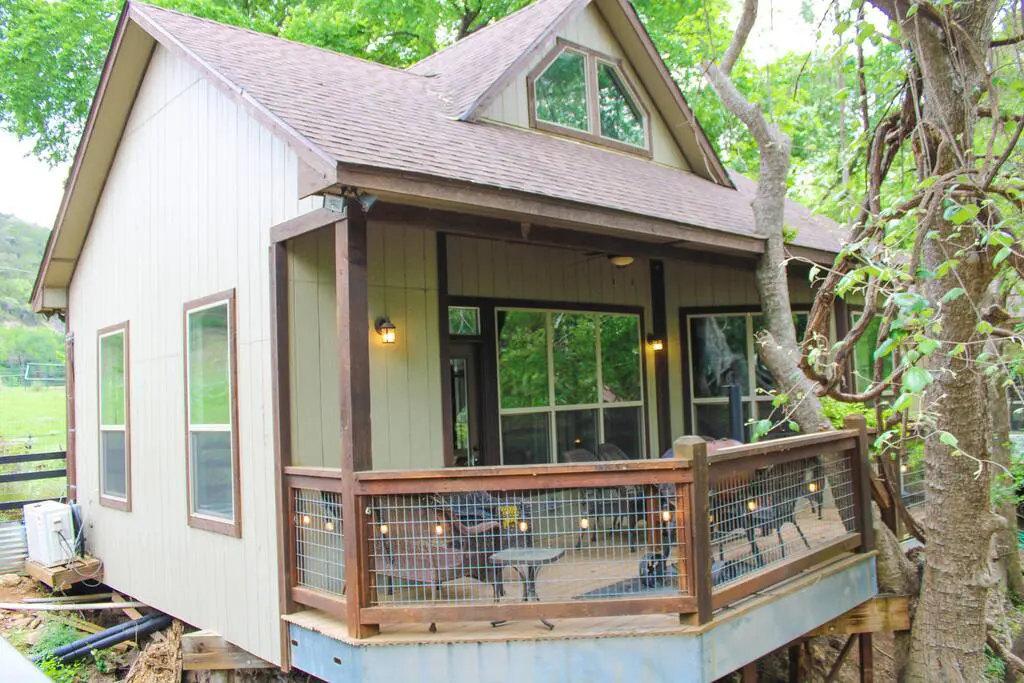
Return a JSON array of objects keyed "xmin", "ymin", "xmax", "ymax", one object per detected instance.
[{"xmin": 336, "ymin": 196, "xmax": 379, "ymax": 638}]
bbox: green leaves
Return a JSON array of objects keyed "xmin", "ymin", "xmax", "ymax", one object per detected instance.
[{"xmin": 903, "ymin": 367, "xmax": 933, "ymax": 394}]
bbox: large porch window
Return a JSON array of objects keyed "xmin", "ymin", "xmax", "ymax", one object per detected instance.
[
  {"xmin": 496, "ymin": 309, "xmax": 644, "ymax": 464},
  {"xmin": 686, "ymin": 311, "xmax": 808, "ymax": 439}
]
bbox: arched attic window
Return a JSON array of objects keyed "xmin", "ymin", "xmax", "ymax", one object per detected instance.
[{"xmin": 528, "ymin": 40, "xmax": 651, "ymax": 156}]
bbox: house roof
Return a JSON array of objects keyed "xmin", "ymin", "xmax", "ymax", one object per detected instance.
[{"xmin": 32, "ymin": 0, "xmax": 844, "ymax": 311}]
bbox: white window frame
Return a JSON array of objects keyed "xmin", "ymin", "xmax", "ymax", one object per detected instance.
[
  {"xmin": 184, "ymin": 290, "xmax": 240, "ymax": 537},
  {"xmin": 496, "ymin": 307, "xmax": 646, "ymax": 464},
  {"xmin": 97, "ymin": 322, "xmax": 130, "ymax": 510}
]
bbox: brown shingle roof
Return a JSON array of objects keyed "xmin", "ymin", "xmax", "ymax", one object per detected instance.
[
  {"xmin": 132, "ymin": 2, "xmax": 842, "ymax": 254},
  {"xmin": 408, "ymin": 0, "xmax": 581, "ymax": 118}
]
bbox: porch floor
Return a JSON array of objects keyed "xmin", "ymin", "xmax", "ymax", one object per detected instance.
[{"xmin": 285, "ymin": 552, "xmax": 875, "ymax": 668}]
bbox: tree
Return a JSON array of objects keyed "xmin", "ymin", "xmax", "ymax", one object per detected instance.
[{"xmin": 704, "ymin": 0, "xmax": 1023, "ymax": 679}]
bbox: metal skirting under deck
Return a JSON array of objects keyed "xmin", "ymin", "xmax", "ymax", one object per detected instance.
[{"xmin": 286, "ymin": 553, "xmax": 877, "ymax": 683}]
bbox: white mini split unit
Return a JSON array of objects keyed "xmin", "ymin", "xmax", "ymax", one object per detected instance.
[{"xmin": 24, "ymin": 501, "xmax": 75, "ymax": 567}]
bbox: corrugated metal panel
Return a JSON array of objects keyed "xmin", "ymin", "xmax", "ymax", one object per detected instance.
[{"xmin": 0, "ymin": 522, "xmax": 27, "ymax": 575}]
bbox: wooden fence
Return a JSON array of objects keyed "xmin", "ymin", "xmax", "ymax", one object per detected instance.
[{"xmin": 0, "ymin": 451, "xmax": 68, "ymax": 512}]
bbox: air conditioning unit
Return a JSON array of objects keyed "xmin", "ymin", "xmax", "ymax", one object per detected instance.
[{"xmin": 24, "ymin": 501, "xmax": 74, "ymax": 567}]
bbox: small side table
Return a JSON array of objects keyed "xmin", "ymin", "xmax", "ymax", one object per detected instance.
[{"xmin": 489, "ymin": 547, "xmax": 566, "ymax": 630}]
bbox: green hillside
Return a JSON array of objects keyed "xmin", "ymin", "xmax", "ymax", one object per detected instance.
[{"xmin": 0, "ymin": 214, "xmax": 64, "ymax": 374}]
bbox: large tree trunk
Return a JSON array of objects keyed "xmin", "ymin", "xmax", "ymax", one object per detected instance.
[{"xmin": 870, "ymin": 2, "xmax": 1003, "ymax": 679}]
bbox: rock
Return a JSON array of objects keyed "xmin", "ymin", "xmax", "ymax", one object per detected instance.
[{"xmin": 0, "ymin": 574, "xmax": 22, "ymax": 587}]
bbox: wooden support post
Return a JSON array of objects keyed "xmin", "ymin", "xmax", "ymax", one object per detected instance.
[
  {"xmin": 788, "ymin": 643, "xmax": 801, "ymax": 682},
  {"xmin": 825, "ymin": 635, "xmax": 857, "ymax": 683},
  {"xmin": 336, "ymin": 197, "xmax": 379, "ymax": 639},
  {"xmin": 649, "ymin": 260, "xmax": 671, "ymax": 455},
  {"xmin": 269, "ymin": 242, "xmax": 296, "ymax": 670},
  {"xmin": 845, "ymin": 415, "xmax": 876, "ymax": 552},
  {"xmin": 674, "ymin": 435, "xmax": 712, "ymax": 625},
  {"xmin": 859, "ymin": 633, "xmax": 874, "ymax": 683},
  {"xmin": 810, "ymin": 595, "xmax": 911, "ymax": 636},
  {"xmin": 740, "ymin": 662, "xmax": 758, "ymax": 683}
]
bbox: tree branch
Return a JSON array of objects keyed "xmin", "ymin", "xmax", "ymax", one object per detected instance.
[
  {"xmin": 719, "ymin": 0, "xmax": 757, "ymax": 75},
  {"xmin": 991, "ymin": 33, "xmax": 1024, "ymax": 47}
]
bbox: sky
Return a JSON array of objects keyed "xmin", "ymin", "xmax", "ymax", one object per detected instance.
[
  {"xmin": 0, "ymin": 132, "xmax": 68, "ymax": 229},
  {"xmin": 0, "ymin": 0, "xmax": 836, "ymax": 232}
]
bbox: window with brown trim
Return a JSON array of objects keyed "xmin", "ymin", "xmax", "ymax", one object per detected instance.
[
  {"xmin": 684, "ymin": 309, "xmax": 808, "ymax": 440},
  {"xmin": 184, "ymin": 290, "xmax": 240, "ymax": 537},
  {"xmin": 98, "ymin": 322, "xmax": 130, "ymax": 510},
  {"xmin": 528, "ymin": 39, "xmax": 651, "ymax": 156}
]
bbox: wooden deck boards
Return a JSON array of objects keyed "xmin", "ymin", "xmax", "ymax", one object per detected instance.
[{"xmin": 284, "ymin": 552, "xmax": 871, "ymax": 647}]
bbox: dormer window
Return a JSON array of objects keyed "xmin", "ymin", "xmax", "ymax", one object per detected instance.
[{"xmin": 529, "ymin": 40, "xmax": 650, "ymax": 155}]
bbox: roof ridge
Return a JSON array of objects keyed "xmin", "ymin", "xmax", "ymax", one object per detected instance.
[
  {"xmin": 132, "ymin": 1, "xmax": 427, "ymax": 80},
  {"xmin": 409, "ymin": 0, "xmax": 556, "ymax": 73}
]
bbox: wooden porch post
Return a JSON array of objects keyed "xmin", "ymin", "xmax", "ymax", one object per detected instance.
[
  {"xmin": 845, "ymin": 414, "xmax": 876, "ymax": 552},
  {"xmin": 673, "ymin": 435, "xmax": 712, "ymax": 625},
  {"xmin": 650, "ymin": 260, "xmax": 671, "ymax": 455},
  {"xmin": 336, "ymin": 196, "xmax": 379, "ymax": 638}
]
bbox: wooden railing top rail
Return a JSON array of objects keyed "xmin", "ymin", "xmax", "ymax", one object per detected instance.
[
  {"xmin": 706, "ymin": 429, "xmax": 859, "ymax": 481},
  {"xmin": 353, "ymin": 459, "xmax": 694, "ymax": 496}
]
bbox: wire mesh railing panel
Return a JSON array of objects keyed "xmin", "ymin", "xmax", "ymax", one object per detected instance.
[
  {"xmin": 901, "ymin": 457, "xmax": 926, "ymax": 513},
  {"xmin": 708, "ymin": 453, "xmax": 856, "ymax": 588},
  {"xmin": 294, "ymin": 488, "xmax": 345, "ymax": 597},
  {"xmin": 365, "ymin": 486, "xmax": 688, "ymax": 608}
]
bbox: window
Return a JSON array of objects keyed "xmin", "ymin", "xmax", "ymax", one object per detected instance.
[
  {"xmin": 98, "ymin": 323, "xmax": 130, "ymax": 510},
  {"xmin": 686, "ymin": 311, "xmax": 808, "ymax": 440},
  {"xmin": 497, "ymin": 308, "xmax": 645, "ymax": 464},
  {"xmin": 850, "ymin": 311, "xmax": 893, "ymax": 393},
  {"xmin": 448, "ymin": 306, "xmax": 481, "ymax": 336},
  {"xmin": 184, "ymin": 291, "xmax": 240, "ymax": 536},
  {"xmin": 529, "ymin": 40, "xmax": 650, "ymax": 154}
]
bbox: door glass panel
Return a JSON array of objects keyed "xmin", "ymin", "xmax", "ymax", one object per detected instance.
[
  {"xmin": 600, "ymin": 314, "xmax": 641, "ymax": 402},
  {"xmin": 501, "ymin": 413, "xmax": 551, "ymax": 466},
  {"xmin": 690, "ymin": 316, "xmax": 749, "ymax": 398},
  {"xmin": 753, "ymin": 313, "xmax": 809, "ymax": 391},
  {"xmin": 555, "ymin": 409, "xmax": 598, "ymax": 460},
  {"xmin": 497, "ymin": 310, "xmax": 549, "ymax": 409},
  {"xmin": 602, "ymin": 406, "xmax": 642, "ymax": 459},
  {"xmin": 450, "ymin": 357, "xmax": 471, "ymax": 462},
  {"xmin": 552, "ymin": 312, "xmax": 597, "ymax": 406}
]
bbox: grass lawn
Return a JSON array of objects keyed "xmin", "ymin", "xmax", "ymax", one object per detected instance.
[{"xmin": 0, "ymin": 385, "xmax": 67, "ymax": 507}]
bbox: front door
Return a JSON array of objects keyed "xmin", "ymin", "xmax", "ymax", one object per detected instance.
[{"xmin": 448, "ymin": 343, "xmax": 482, "ymax": 466}]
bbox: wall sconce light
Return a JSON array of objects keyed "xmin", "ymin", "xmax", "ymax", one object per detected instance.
[
  {"xmin": 375, "ymin": 316, "xmax": 396, "ymax": 344},
  {"xmin": 647, "ymin": 335, "xmax": 665, "ymax": 352},
  {"xmin": 608, "ymin": 255, "xmax": 634, "ymax": 268}
]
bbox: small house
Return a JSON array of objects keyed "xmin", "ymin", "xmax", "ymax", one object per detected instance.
[{"xmin": 31, "ymin": 0, "xmax": 879, "ymax": 680}]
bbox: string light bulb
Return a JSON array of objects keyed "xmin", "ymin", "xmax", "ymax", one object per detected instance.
[
  {"xmin": 379, "ymin": 523, "xmax": 389, "ymax": 535},
  {"xmin": 301, "ymin": 514, "xmax": 311, "ymax": 525},
  {"xmin": 579, "ymin": 517, "xmax": 590, "ymax": 530},
  {"xmin": 747, "ymin": 500, "xmax": 758, "ymax": 512},
  {"xmin": 661, "ymin": 509, "xmax": 672, "ymax": 523},
  {"xmin": 900, "ymin": 463, "xmax": 908, "ymax": 474},
  {"xmin": 434, "ymin": 523, "xmax": 445, "ymax": 536},
  {"xmin": 518, "ymin": 520, "xmax": 529, "ymax": 533},
  {"xmin": 325, "ymin": 521, "xmax": 335, "ymax": 532},
  {"xmin": 808, "ymin": 482, "xmax": 818, "ymax": 493}
]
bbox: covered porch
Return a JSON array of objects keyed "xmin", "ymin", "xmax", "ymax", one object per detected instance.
[{"xmin": 267, "ymin": 197, "xmax": 875, "ymax": 681}]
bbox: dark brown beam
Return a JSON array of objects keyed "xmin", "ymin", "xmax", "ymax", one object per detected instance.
[
  {"xmin": 650, "ymin": 260, "xmax": 671, "ymax": 454},
  {"xmin": 270, "ymin": 206, "xmax": 344, "ymax": 243},
  {"xmin": 336, "ymin": 197, "xmax": 378, "ymax": 638},
  {"xmin": 368, "ymin": 202, "xmax": 801, "ymax": 272}
]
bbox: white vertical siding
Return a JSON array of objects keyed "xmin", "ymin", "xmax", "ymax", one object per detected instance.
[
  {"xmin": 446, "ymin": 235, "xmax": 659, "ymax": 454},
  {"xmin": 68, "ymin": 46, "xmax": 314, "ymax": 666},
  {"xmin": 480, "ymin": 4, "xmax": 690, "ymax": 171},
  {"xmin": 286, "ymin": 222, "xmax": 444, "ymax": 471}
]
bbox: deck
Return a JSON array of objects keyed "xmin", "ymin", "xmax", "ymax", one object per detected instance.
[
  {"xmin": 281, "ymin": 419, "xmax": 877, "ymax": 682},
  {"xmin": 285, "ymin": 553, "xmax": 877, "ymax": 683}
]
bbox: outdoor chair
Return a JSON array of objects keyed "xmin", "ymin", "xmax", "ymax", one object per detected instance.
[
  {"xmin": 563, "ymin": 446, "xmax": 644, "ymax": 551},
  {"xmin": 372, "ymin": 492, "xmax": 531, "ymax": 630}
]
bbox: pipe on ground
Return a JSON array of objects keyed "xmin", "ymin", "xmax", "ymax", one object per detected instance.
[{"xmin": 32, "ymin": 613, "xmax": 170, "ymax": 664}]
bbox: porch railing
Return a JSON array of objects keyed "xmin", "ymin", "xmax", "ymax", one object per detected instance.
[{"xmin": 285, "ymin": 415, "xmax": 873, "ymax": 637}]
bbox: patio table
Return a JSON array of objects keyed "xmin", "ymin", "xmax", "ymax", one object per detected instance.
[{"xmin": 489, "ymin": 547, "xmax": 566, "ymax": 630}]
